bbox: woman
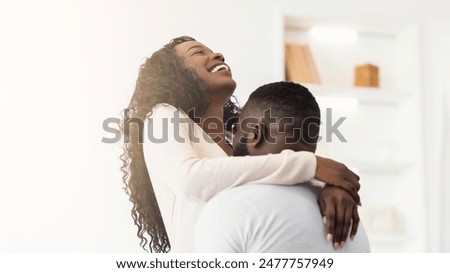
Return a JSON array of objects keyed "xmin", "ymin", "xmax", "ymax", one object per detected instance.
[{"xmin": 121, "ymin": 36, "xmax": 360, "ymax": 253}]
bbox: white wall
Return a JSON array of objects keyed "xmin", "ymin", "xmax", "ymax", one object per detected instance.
[
  {"xmin": 444, "ymin": 83, "xmax": 450, "ymax": 253},
  {"xmin": 0, "ymin": 0, "xmax": 448, "ymax": 252},
  {"xmin": 420, "ymin": 19, "xmax": 450, "ymax": 252},
  {"xmin": 0, "ymin": 0, "xmax": 284, "ymax": 252}
]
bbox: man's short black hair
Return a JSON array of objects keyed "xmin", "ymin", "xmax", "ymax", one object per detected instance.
[{"xmin": 245, "ymin": 81, "xmax": 321, "ymax": 145}]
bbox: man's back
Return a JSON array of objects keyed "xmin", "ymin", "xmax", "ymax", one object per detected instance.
[{"xmin": 194, "ymin": 183, "xmax": 370, "ymax": 253}]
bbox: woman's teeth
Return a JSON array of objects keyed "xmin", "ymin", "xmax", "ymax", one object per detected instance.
[{"xmin": 211, "ymin": 64, "xmax": 229, "ymax": 73}]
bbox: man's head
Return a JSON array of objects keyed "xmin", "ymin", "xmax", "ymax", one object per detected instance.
[{"xmin": 233, "ymin": 81, "xmax": 320, "ymax": 156}]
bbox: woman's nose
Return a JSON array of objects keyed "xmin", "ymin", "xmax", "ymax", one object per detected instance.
[{"xmin": 212, "ymin": 52, "xmax": 225, "ymax": 62}]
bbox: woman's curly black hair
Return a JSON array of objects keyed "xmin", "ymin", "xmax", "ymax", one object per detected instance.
[{"xmin": 120, "ymin": 36, "xmax": 240, "ymax": 253}]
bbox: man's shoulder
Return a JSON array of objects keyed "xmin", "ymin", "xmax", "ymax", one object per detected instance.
[
  {"xmin": 216, "ymin": 182, "xmax": 319, "ymax": 196},
  {"xmin": 206, "ymin": 183, "xmax": 320, "ymax": 212},
  {"xmin": 209, "ymin": 184, "xmax": 290, "ymax": 201}
]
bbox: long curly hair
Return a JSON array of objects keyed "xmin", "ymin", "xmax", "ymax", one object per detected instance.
[{"xmin": 120, "ymin": 36, "xmax": 240, "ymax": 253}]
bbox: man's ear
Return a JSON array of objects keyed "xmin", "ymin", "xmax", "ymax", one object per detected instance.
[{"xmin": 247, "ymin": 121, "xmax": 265, "ymax": 149}]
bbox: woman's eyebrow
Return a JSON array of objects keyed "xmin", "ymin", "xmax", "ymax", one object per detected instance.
[
  {"xmin": 187, "ymin": 45, "xmax": 204, "ymax": 53},
  {"xmin": 187, "ymin": 44, "xmax": 212, "ymax": 54}
]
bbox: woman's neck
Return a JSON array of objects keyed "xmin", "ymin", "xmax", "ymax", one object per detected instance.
[{"xmin": 200, "ymin": 102, "xmax": 233, "ymax": 156}]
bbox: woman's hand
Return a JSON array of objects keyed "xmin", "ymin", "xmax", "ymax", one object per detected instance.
[
  {"xmin": 315, "ymin": 156, "xmax": 361, "ymax": 204},
  {"xmin": 318, "ymin": 185, "xmax": 360, "ymax": 250}
]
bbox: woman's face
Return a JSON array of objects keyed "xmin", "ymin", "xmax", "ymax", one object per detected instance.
[{"xmin": 175, "ymin": 41, "xmax": 237, "ymax": 100}]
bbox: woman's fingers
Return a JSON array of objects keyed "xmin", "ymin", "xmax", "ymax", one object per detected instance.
[
  {"xmin": 315, "ymin": 156, "xmax": 361, "ymax": 201},
  {"xmin": 325, "ymin": 202, "xmax": 336, "ymax": 245},
  {"xmin": 350, "ymin": 206, "xmax": 360, "ymax": 240},
  {"xmin": 319, "ymin": 184, "xmax": 362, "ymax": 250},
  {"xmin": 339, "ymin": 205, "xmax": 353, "ymax": 248},
  {"xmin": 339, "ymin": 177, "xmax": 361, "ymax": 205},
  {"xmin": 333, "ymin": 203, "xmax": 345, "ymax": 250},
  {"xmin": 318, "ymin": 195, "xmax": 326, "ymax": 217}
]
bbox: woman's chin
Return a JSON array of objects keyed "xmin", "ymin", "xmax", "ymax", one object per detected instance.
[{"xmin": 208, "ymin": 80, "xmax": 237, "ymax": 98}]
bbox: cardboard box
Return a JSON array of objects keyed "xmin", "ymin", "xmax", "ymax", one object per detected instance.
[{"xmin": 354, "ymin": 64, "xmax": 379, "ymax": 87}]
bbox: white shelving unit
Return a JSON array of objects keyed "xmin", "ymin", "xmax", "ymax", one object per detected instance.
[
  {"xmin": 303, "ymin": 83, "xmax": 411, "ymax": 105},
  {"xmin": 284, "ymin": 16, "xmax": 425, "ymax": 252},
  {"xmin": 347, "ymin": 160, "xmax": 415, "ymax": 175}
]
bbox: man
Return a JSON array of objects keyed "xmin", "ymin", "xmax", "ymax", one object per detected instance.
[{"xmin": 193, "ymin": 81, "xmax": 370, "ymax": 252}]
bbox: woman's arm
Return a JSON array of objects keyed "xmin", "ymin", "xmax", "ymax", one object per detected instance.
[
  {"xmin": 144, "ymin": 104, "xmax": 359, "ymax": 202},
  {"xmin": 316, "ymin": 156, "xmax": 361, "ymax": 204}
]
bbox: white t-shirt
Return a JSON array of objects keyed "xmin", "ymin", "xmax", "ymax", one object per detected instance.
[
  {"xmin": 143, "ymin": 104, "xmax": 317, "ymax": 252},
  {"xmin": 193, "ymin": 183, "xmax": 371, "ymax": 253}
]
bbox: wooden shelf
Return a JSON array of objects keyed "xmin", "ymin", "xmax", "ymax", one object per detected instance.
[{"xmin": 302, "ymin": 83, "xmax": 411, "ymax": 105}]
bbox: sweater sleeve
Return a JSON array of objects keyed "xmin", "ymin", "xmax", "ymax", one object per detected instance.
[{"xmin": 143, "ymin": 104, "xmax": 316, "ymax": 202}]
